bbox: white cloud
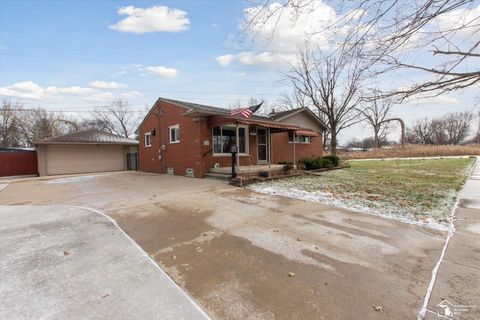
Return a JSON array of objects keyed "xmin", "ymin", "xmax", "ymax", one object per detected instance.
[
  {"xmin": 110, "ymin": 70, "xmax": 128, "ymax": 78},
  {"xmin": 89, "ymin": 80, "xmax": 126, "ymax": 89},
  {"xmin": 143, "ymin": 65, "xmax": 179, "ymax": 77},
  {"xmin": 57, "ymin": 86, "xmax": 97, "ymax": 95},
  {"xmin": 212, "ymin": 22, "xmax": 219, "ymax": 28},
  {"xmin": 215, "ymin": 54, "xmax": 236, "ymax": 66},
  {"xmin": 437, "ymin": 5, "xmax": 480, "ymax": 34},
  {"xmin": 109, "ymin": 5, "xmax": 190, "ymax": 33},
  {"xmin": 83, "ymin": 92, "xmax": 114, "ymax": 103},
  {"xmin": 120, "ymin": 91, "xmax": 142, "ymax": 99},
  {"xmin": 405, "ymin": 95, "xmax": 460, "ymax": 106},
  {"xmin": 215, "ymin": 1, "xmax": 359, "ymax": 67},
  {"xmin": 242, "ymin": 1, "xmax": 342, "ymax": 51},
  {"xmin": 0, "ymin": 81, "xmax": 96, "ymax": 100},
  {"xmin": 215, "ymin": 51, "xmax": 293, "ymax": 67}
]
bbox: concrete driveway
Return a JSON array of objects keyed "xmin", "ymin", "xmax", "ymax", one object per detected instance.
[
  {"xmin": 0, "ymin": 172, "xmax": 447, "ymax": 319},
  {"xmin": 0, "ymin": 204, "xmax": 210, "ymax": 320}
]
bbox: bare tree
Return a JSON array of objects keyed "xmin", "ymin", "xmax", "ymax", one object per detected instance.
[
  {"xmin": 438, "ymin": 111, "xmax": 473, "ymax": 144},
  {"xmin": 407, "ymin": 111, "xmax": 473, "ymax": 145},
  {"xmin": 92, "ymin": 99, "xmax": 140, "ymax": 138},
  {"xmin": 245, "ymin": 1, "xmax": 480, "ymax": 98},
  {"xmin": 287, "ymin": 47, "xmax": 366, "ymax": 154},
  {"xmin": 472, "ymin": 112, "xmax": 480, "ymax": 143},
  {"xmin": 361, "ymin": 93, "xmax": 395, "ymax": 148},
  {"xmin": 407, "ymin": 118, "xmax": 437, "ymax": 145},
  {"xmin": 0, "ymin": 100, "xmax": 23, "ymax": 147},
  {"xmin": 277, "ymin": 88, "xmax": 311, "ymax": 111},
  {"xmin": 17, "ymin": 107, "xmax": 59, "ymax": 146}
]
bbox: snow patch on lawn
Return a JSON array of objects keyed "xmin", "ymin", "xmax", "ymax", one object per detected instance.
[{"xmin": 248, "ymin": 183, "xmax": 449, "ymax": 231}]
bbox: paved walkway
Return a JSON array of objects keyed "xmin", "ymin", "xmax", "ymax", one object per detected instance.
[
  {"xmin": 424, "ymin": 158, "xmax": 480, "ymax": 319},
  {"xmin": 0, "ymin": 205, "xmax": 211, "ymax": 320}
]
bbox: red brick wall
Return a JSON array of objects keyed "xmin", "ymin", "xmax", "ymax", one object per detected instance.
[
  {"xmin": 271, "ymin": 132, "xmax": 323, "ymax": 164},
  {"xmin": 139, "ymin": 101, "xmax": 203, "ymax": 177}
]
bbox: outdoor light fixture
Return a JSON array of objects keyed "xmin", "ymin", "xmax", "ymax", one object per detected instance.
[{"xmin": 151, "ymin": 129, "xmax": 156, "ymax": 136}]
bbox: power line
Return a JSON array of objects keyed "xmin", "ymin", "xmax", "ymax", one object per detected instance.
[
  {"xmin": 1, "ymin": 65, "xmax": 288, "ymax": 84},
  {"xmin": 0, "ymin": 52, "xmax": 294, "ymax": 69}
]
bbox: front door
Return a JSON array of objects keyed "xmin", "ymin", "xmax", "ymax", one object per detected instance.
[{"xmin": 257, "ymin": 127, "xmax": 269, "ymax": 163}]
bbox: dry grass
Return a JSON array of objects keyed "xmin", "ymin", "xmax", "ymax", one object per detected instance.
[
  {"xmin": 249, "ymin": 158, "xmax": 475, "ymax": 226},
  {"xmin": 338, "ymin": 144, "xmax": 480, "ymax": 160}
]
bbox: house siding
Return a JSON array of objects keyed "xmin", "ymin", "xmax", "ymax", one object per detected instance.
[{"xmin": 275, "ymin": 111, "xmax": 322, "ymax": 132}]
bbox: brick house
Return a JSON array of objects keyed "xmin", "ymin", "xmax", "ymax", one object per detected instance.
[{"xmin": 138, "ymin": 97, "xmax": 327, "ymax": 178}]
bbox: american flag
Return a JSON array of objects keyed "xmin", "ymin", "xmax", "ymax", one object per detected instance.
[{"xmin": 230, "ymin": 101, "xmax": 263, "ymax": 118}]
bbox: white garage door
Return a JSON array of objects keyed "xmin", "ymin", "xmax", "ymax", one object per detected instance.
[{"xmin": 46, "ymin": 144, "xmax": 125, "ymax": 175}]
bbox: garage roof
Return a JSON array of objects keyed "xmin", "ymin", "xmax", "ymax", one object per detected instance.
[{"xmin": 35, "ymin": 129, "xmax": 139, "ymax": 145}]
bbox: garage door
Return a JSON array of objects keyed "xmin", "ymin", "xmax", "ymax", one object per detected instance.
[{"xmin": 46, "ymin": 144, "xmax": 125, "ymax": 175}]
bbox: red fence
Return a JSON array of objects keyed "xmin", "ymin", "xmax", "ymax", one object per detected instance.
[{"xmin": 0, "ymin": 150, "xmax": 38, "ymax": 177}]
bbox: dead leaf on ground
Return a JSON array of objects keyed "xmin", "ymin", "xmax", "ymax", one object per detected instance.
[
  {"xmin": 288, "ymin": 272, "xmax": 295, "ymax": 278},
  {"xmin": 273, "ymin": 229, "xmax": 279, "ymax": 232},
  {"xmin": 63, "ymin": 250, "xmax": 70, "ymax": 256},
  {"xmin": 372, "ymin": 305, "xmax": 384, "ymax": 312}
]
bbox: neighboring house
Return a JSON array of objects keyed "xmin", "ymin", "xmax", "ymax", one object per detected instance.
[
  {"xmin": 138, "ymin": 97, "xmax": 327, "ymax": 178},
  {"xmin": 35, "ymin": 129, "xmax": 139, "ymax": 176}
]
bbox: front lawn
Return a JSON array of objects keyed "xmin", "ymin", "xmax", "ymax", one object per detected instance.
[{"xmin": 248, "ymin": 158, "xmax": 475, "ymax": 228}]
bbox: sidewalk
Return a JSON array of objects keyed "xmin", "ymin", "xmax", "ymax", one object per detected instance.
[
  {"xmin": 424, "ymin": 158, "xmax": 480, "ymax": 319},
  {"xmin": 0, "ymin": 205, "xmax": 211, "ymax": 320}
]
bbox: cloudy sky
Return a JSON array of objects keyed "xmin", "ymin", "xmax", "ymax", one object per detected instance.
[{"xmin": 1, "ymin": 0, "xmax": 478, "ymax": 143}]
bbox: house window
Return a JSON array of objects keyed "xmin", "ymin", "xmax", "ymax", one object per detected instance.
[
  {"xmin": 212, "ymin": 125, "xmax": 248, "ymax": 154},
  {"xmin": 144, "ymin": 132, "xmax": 152, "ymax": 147},
  {"xmin": 169, "ymin": 124, "xmax": 180, "ymax": 143},
  {"xmin": 288, "ymin": 132, "xmax": 311, "ymax": 144}
]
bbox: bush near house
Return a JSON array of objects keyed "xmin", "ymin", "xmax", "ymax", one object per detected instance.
[{"xmin": 301, "ymin": 155, "xmax": 340, "ymax": 170}]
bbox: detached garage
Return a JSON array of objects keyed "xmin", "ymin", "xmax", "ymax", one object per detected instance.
[{"xmin": 35, "ymin": 129, "xmax": 138, "ymax": 176}]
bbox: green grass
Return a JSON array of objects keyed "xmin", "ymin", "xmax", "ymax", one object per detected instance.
[{"xmin": 251, "ymin": 158, "xmax": 475, "ymax": 225}]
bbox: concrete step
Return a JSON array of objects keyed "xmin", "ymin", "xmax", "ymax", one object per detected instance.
[{"xmin": 204, "ymin": 172, "xmax": 231, "ymax": 181}]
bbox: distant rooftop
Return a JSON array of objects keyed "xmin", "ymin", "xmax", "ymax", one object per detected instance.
[{"xmin": 35, "ymin": 129, "xmax": 138, "ymax": 145}]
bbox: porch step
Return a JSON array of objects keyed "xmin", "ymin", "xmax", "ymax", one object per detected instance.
[{"xmin": 204, "ymin": 172, "xmax": 231, "ymax": 181}]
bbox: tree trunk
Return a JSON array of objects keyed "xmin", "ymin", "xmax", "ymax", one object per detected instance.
[
  {"xmin": 330, "ymin": 132, "xmax": 338, "ymax": 155},
  {"xmin": 323, "ymin": 131, "xmax": 330, "ymax": 151},
  {"xmin": 374, "ymin": 126, "xmax": 380, "ymax": 149}
]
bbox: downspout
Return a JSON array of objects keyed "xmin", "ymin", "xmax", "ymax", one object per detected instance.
[
  {"xmin": 269, "ymin": 128, "xmax": 272, "ymax": 168},
  {"xmin": 293, "ymin": 130, "xmax": 296, "ymax": 166}
]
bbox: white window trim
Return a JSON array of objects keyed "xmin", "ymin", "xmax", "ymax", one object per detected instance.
[
  {"xmin": 144, "ymin": 132, "xmax": 152, "ymax": 148},
  {"xmin": 169, "ymin": 124, "xmax": 180, "ymax": 144},
  {"xmin": 212, "ymin": 125, "xmax": 249, "ymax": 156},
  {"xmin": 288, "ymin": 133, "xmax": 312, "ymax": 144}
]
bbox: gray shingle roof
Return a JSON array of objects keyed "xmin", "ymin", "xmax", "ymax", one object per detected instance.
[
  {"xmin": 269, "ymin": 108, "xmax": 303, "ymax": 120},
  {"xmin": 35, "ymin": 129, "xmax": 138, "ymax": 145},
  {"xmin": 159, "ymin": 97, "xmax": 270, "ymax": 120}
]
